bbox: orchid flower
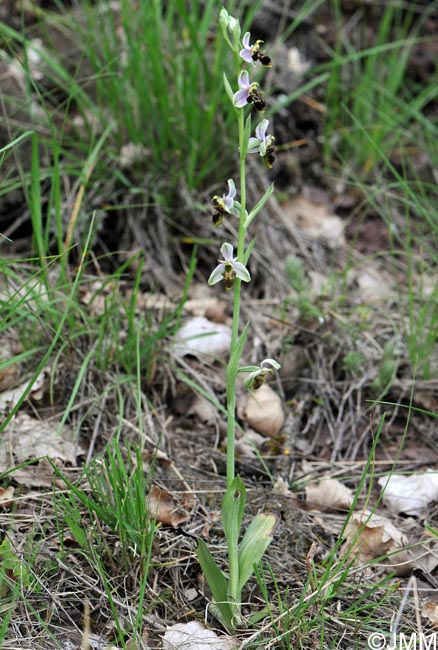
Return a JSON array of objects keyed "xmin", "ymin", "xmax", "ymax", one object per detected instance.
[
  {"xmin": 212, "ymin": 179, "xmax": 240, "ymax": 226},
  {"xmin": 248, "ymin": 119, "xmax": 276, "ymax": 167},
  {"xmin": 240, "ymin": 32, "xmax": 257, "ymax": 65},
  {"xmin": 245, "ymin": 358, "xmax": 281, "ymax": 390},
  {"xmin": 233, "ymin": 70, "xmax": 252, "ymax": 107},
  {"xmin": 239, "ymin": 32, "xmax": 272, "ymax": 67},
  {"xmin": 233, "ymin": 71, "xmax": 266, "ymax": 111},
  {"xmin": 208, "ymin": 243, "xmax": 250, "ymax": 291}
]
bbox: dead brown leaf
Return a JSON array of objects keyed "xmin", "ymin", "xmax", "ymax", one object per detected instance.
[
  {"xmin": 422, "ymin": 602, "xmax": 438, "ymax": 627},
  {"xmin": 187, "ymin": 394, "xmax": 218, "ymax": 425},
  {"xmin": 305, "ymin": 478, "xmax": 353, "ymax": 511},
  {"xmin": 0, "ymin": 368, "xmax": 50, "ymax": 413},
  {"xmin": 378, "ymin": 471, "xmax": 438, "ymax": 516},
  {"xmin": 163, "ymin": 621, "xmax": 237, "ymax": 649},
  {"xmin": 172, "ymin": 317, "xmax": 231, "ymax": 358},
  {"xmin": 342, "ymin": 510, "xmax": 407, "ymax": 564},
  {"xmin": 237, "ymin": 384, "xmax": 285, "ymax": 438},
  {"xmin": 0, "ymin": 414, "xmax": 83, "ymax": 487},
  {"xmin": 0, "ymin": 485, "xmax": 14, "ymax": 508},
  {"xmin": 184, "ymin": 284, "xmax": 228, "ymax": 323},
  {"xmin": 0, "ymin": 335, "xmax": 22, "ymax": 392},
  {"xmin": 148, "ymin": 485, "xmax": 190, "ymax": 527},
  {"xmin": 281, "ymin": 195, "xmax": 345, "ymax": 248}
]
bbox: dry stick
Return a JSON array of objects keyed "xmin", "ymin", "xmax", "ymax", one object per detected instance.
[
  {"xmin": 56, "ymin": 556, "xmax": 166, "ymax": 632},
  {"xmin": 80, "ymin": 600, "xmax": 90, "ymax": 650}
]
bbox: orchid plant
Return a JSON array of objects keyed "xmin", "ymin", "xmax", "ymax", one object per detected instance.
[{"xmin": 195, "ymin": 8, "xmax": 280, "ymax": 632}]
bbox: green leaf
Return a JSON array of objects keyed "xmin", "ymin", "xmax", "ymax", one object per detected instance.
[
  {"xmin": 196, "ymin": 538, "xmax": 233, "ymax": 630},
  {"xmin": 238, "ymin": 514, "xmax": 276, "ymax": 592},
  {"xmin": 243, "ymin": 238, "xmax": 256, "ymax": 265},
  {"xmin": 223, "ymin": 72, "xmax": 235, "ymax": 106},
  {"xmin": 238, "ymin": 365, "xmax": 260, "ymax": 373},
  {"xmin": 222, "ymin": 477, "xmax": 246, "ymax": 550},
  {"xmin": 228, "ymin": 322, "xmax": 250, "ymax": 381},
  {"xmin": 242, "ymin": 114, "xmax": 252, "ymax": 157},
  {"xmin": 244, "ymin": 183, "xmax": 275, "ymax": 228}
]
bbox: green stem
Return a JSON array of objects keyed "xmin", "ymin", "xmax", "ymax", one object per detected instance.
[
  {"xmin": 226, "ymin": 107, "xmax": 247, "ymax": 624},
  {"xmin": 226, "ymin": 108, "xmax": 247, "ymax": 490}
]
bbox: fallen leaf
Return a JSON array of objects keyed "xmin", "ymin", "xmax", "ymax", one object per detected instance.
[
  {"xmin": 422, "ymin": 602, "xmax": 438, "ymax": 627},
  {"xmin": 187, "ymin": 394, "xmax": 218, "ymax": 425},
  {"xmin": 0, "ymin": 368, "xmax": 50, "ymax": 413},
  {"xmin": 237, "ymin": 384, "xmax": 285, "ymax": 438},
  {"xmin": 162, "ymin": 621, "xmax": 236, "ymax": 650},
  {"xmin": 342, "ymin": 510, "xmax": 407, "ymax": 564},
  {"xmin": 282, "ymin": 195, "xmax": 345, "ymax": 248},
  {"xmin": 0, "ymin": 335, "xmax": 22, "ymax": 392},
  {"xmin": 148, "ymin": 485, "xmax": 189, "ymax": 527},
  {"xmin": 0, "ymin": 486, "xmax": 14, "ymax": 508},
  {"xmin": 184, "ymin": 298, "xmax": 228, "ymax": 323},
  {"xmin": 305, "ymin": 478, "xmax": 353, "ymax": 510},
  {"xmin": 0, "ymin": 414, "xmax": 83, "ymax": 487},
  {"xmin": 414, "ymin": 390, "xmax": 438, "ymax": 413},
  {"xmin": 405, "ymin": 534, "xmax": 438, "ymax": 575},
  {"xmin": 378, "ymin": 472, "xmax": 438, "ymax": 516},
  {"xmin": 172, "ymin": 317, "xmax": 232, "ymax": 358},
  {"xmin": 355, "ymin": 269, "xmax": 392, "ymax": 303},
  {"xmin": 235, "ymin": 429, "xmax": 267, "ymax": 457}
]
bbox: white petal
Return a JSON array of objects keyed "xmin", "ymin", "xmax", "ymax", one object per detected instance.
[
  {"xmin": 242, "ymin": 32, "xmax": 251, "ymax": 48},
  {"xmin": 238, "ymin": 70, "xmax": 250, "ymax": 89},
  {"xmin": 220, "ymin": 242, "xmax": 234, "ymax": 261},
  {"xmin": 233, "ymin": 90, "xmax": 249, "ymax": 107},
  {"xmin": 261, "ymin": 358, "xmax": 281, "ymax": 370},
  {"xmin": 247, "ymin": 137, "xmax": 261, "ymax": 152},
  {"xmin": 255, "ymin": 119, "xmax": 269, "ymax": 141},
  {"xmin": 208, "ymin": 263, "xmax": 225, "ymax": 285},
  {"xmin": 226, "ymin": 179, "xmax": 236, "ymax": 199},
  {"xmin": 233, "ymin": 261, "xmax": 250, "ymax": 282}
]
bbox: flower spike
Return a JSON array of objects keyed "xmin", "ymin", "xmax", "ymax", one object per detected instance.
[{"xmin": 208, "ymin": 243, "xmax": 250, "ymax": 291}]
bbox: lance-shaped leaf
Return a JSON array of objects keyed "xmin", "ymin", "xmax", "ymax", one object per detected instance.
[
  {"xmin": 244, "ymin": 183, "xmax": 275, "ymax": 228},
  {"xmin": 238, "ymin": 513, "xmax": 276, "ymax": 592},
  {"xmin": 222, "ymin": 476, "xmax": 246, "ymax": 550},
  {"xmin": 241, "ymin": 114, "xmax": 252, "ymax": 157},
  {"xmin": 223, "ymin": 73, "xmax": 235, "ymax": 106},
  {"xmin": 196, "ymin": 538, "xmax": 233, "ymax": 630},
  {"xmin": 227, "ymin": 322, "xmax": 250, "ymax": 382},
  {"xmin": 243, "ymin": 238, "xmax": 256, "ymax": 264}
]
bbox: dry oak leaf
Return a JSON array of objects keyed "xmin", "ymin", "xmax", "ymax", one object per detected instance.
[
  {"xmin": 237, "ymin": 384, "xmax": 285, "ymax": 438},
  {"xmin": 305, "ymin": 478, "xmax": 353, "ymax": 511},
  {"xmin": 378, "ymin": 471, "xmax": 438, "ymax": 516},
  {"xmin": 172, "ymin": 316, "xmax": 231, "ymax": 358},
  {"xmin": 342, "ymin": 510, "xmax": 407, "ymax": 564},
  {"xmin": 422, "ymin": 602, "xmax": 438, "ymax": 627},
  {"xmin": 187, "ymin": 394, "xmax": 218, "ymax": 425},
  {"xmin": 0, "ymin": 335, "xmax": 22, "ymax": 392},
  {"xmin": 282, "ymin": 195, "xmax": 345, "ymax": 248},
  {"xmin": 0, "ymin": 368, "xmax": 50, "ymax": 413},
  {"xmin": 0, "ymin": 486, "xmax": 15, "ymax": 508},
  {"xmin": 147, "ymin": 485, "xmax": 190, "ymax": 527},
  {"xmin": 162, "ymin": 621, "xmax": 236, "ymax": 650},
  {"xmin": 0, "ymin": 414, "xmax": 83, "ymax": 487}
]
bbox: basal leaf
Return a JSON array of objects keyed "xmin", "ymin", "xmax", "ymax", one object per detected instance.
[
  {"xmin": 222, "ymin": 476, "xmax": 246, "ymax": 550},
  {"xmin": 238, "ymin": 514, "xmax": 276, "ymax": 592},
  {"xmin": 196, "ymin": 538, "xmax": 233, "ymax": 630}
]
